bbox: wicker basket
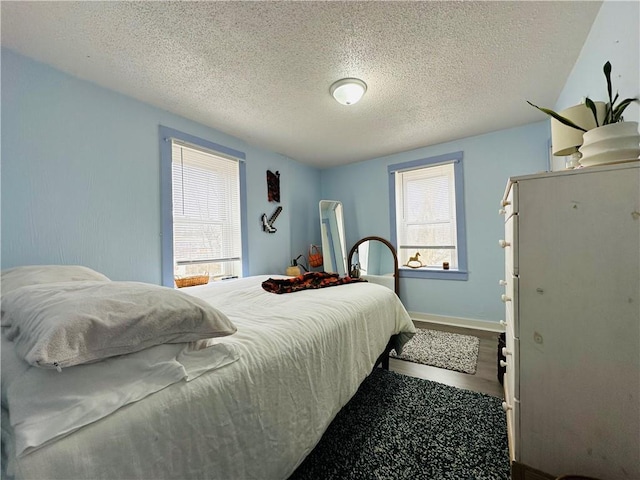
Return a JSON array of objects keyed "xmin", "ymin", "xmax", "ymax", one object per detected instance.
[{"xmin": 174, "ymin": 274, "xmax": 210, "ymax": 288}]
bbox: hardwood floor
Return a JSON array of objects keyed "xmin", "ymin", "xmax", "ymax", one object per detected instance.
[{"xmin": 389, "ymin": 320, "xmax": 505, "ymax": 398}]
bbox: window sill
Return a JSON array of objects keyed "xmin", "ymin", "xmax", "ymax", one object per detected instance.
[{"xmin": 398, "ymin": 267, "xmax": 468, "ymax": 281}]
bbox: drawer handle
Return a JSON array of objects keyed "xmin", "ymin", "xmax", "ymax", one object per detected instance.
[
  {"xmin": 499, "ymin": 239, "xmax": 511, "ymax": 248},
  {"xmin": 502, "ymin": 401, "xmax": 512, "ymax": 412},
  {"xmin": 501, "ymin": 294, "xmax": 511, "ymax": 303},
  {"xmin": 502, "ymin": 347, "xmax": 512, "ymax": 356},
  {"xmin": 499, "ymin": 208, "xmax": 507, "ymax": 216},
  {"xmin": 499, "ymin": 360, "xmax": 508, "ymax": 368},
  {"xmin": 499, "ymin": 279, "xmax": 507, "ymax": 286},
  {"xmin": 499, "ymin": 319, "xmax": 507, "ymax": 326}
]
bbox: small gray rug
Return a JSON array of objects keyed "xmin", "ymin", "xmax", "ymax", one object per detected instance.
[{"xmin": 390, "ymin": 329, "xmax": 480, "ymax": 374}]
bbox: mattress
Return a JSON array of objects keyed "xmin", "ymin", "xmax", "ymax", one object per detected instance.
[{"xmin": 2, "ymin": 275, "xmax": 415, "ymax": 480}]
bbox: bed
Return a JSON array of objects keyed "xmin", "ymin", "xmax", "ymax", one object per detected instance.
[{"xmin": 1, "ymin": 267, "xmax": 415, "ymax": 480}]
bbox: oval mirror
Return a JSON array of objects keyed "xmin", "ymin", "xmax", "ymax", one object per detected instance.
[
  {"xmin": 319, "ymin": 200, "xmax": 347, "ymax": 275},
  {"xmin": 348, "ymin": 236, "xmax": 399, "ymax": 295}
]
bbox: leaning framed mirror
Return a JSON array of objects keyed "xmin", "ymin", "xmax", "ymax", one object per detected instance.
[
  {"xmin": 319, "ymin": 200, "xmax": 347, "ymax": 275},
  {"xmin": 348, "ymin": 236, "xmax": 399, "ymax": 295}
]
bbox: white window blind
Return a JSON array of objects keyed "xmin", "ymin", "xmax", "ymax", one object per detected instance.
[
  {"xmin": 171, "ymin": 140, "xmax": 241, "ymax": 277},
  {"xmin": 396, "ymin": 162, "xmax": 458, "ymax": 268}
]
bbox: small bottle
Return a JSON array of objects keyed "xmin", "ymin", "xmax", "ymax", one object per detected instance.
[{"xmin": 350, "ymin": 264, "xmax": 360, "ymax": 278}]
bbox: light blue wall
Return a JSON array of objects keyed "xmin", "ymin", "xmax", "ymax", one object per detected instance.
[
  {"xmin": 1, "ymin": 49, "xmax": 321, "ymax": 283},
  {"xmin": 4, "ymin": 0, "xmax": 631, "ymax": 321},
  {"xmin": 320, "ymin": 0, "xmax": 640, "ymax": 323},
  {"xmin": 555, "ymin": 0, "xmax": 639, "ymax": 123},
  {"xmin": 321, "ymin": 122, "xmax": 550, "ymax": 322}
]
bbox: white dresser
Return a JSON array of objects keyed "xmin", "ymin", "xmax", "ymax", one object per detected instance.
[{"xmin": 499, "ymin": 162, "xmax": 640, "ymax": 480}]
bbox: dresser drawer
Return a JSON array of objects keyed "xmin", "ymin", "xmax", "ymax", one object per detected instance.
[
  {"xmin": 502, "ymin": 214, "xmax": 519, "ymax": 276},
  {"xmin": 503, "ymin": 376, "xmax": 520, "ymax": 462},
  {"xmin": 500, "ymin": 180, "xmax": 518, "ymax": 219},
  {"xmin": 501, "ymin": 274, "xmax": 519, "ymax": 338},
  {"xmin": 504, "ymin": 322, "xmax": 520, "ymax": 399}
]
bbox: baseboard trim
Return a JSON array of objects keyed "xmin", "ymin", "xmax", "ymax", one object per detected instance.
[{"xmin": 408, "ymin": 311, "xmax": 505, "ymax": 333}]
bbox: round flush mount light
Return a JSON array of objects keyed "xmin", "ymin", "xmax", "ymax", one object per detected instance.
[{"xmin": 330, "ymin": 78, "xmax": 367, "ymax": 105}]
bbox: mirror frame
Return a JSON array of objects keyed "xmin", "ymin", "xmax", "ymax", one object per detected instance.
[
  {"xmin": 348, "ymin": 236, "xmax": 399, "ymax": 295},
  {"xmin": 319, "ymin": 200, "xmax": 348, "ymax": 275}
]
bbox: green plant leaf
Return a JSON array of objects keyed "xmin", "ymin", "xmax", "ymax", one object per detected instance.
[
  {"xmin": 608, "ymin": 93, "xmax": 620, "ymax": 124},
  {"xmin": 585, "ymin": 98, "xmax": 600, "ymax": 127},
  {"xmin": 604, "ymin": 61, "xmax": 613, "ymax": 112},
  {"xmin": 526, "ymin": 101, "xmax": 587, "ymax": 132},
  {"xmin": 604, "ymin": 102, "xmax": 612, "ymax": 125},
  {"xmin": 612, "ymin": 97, "xmax": 639, "ymax": 122}
]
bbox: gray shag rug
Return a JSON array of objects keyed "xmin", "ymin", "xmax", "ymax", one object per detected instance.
[
  {"xmin": 390, "ymin": 329, "xmax": 480, "ymax": 374},
  {"xmin": 289, "ymin": 369, "xmax": 509, "ymax": 480}
]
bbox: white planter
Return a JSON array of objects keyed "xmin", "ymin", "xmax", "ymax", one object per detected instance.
[{"xmin": 579, "ymin": 121, "xmax": 640, "ymax": 167}]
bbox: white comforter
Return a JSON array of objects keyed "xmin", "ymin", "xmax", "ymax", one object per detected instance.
[{"xmin": 3, "ymin": 275, "xmax": 415, "ymax": 480}]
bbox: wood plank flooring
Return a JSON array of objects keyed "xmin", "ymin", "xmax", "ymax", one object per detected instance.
[{"xmin": 389, "ymin": 320, "xmax": 505, "ymax": 398}]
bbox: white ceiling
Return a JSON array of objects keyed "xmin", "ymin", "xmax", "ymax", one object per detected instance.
[{"xmin": 1, "ymin": 1, "xmax": 602, "ymax": 168}]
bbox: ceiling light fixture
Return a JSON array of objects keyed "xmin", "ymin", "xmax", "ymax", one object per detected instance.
[{"xmin": 330, "ymin": 78, "xmax": 367, "ymax": 105}]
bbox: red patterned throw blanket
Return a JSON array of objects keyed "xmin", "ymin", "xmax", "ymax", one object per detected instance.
[{"xmin": 262, "ymin": 272, "xmax": 366, "ymax": 294}]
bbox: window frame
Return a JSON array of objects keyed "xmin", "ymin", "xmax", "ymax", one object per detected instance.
[
  {"xmin": 388, "ymin": 151, "xmax": 468, "ymax": 281},
  {"xmin": 159, "ymin": 126, "xmax": 248, "ymax": 287}
]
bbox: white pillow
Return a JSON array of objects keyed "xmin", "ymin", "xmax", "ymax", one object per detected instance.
[
  {"xmin": 1, "ymin": 281, "xmax": 237, "ymax": 369},
  {"xmin": 1, "ymin": 265, "xmax": 110, "ymax": 296}
]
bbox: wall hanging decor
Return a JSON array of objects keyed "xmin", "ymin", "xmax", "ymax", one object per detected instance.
[
  {"xmin": 267, "ymin": 170, "xmax": 280, "ymax": 202},
  {"xmin": 261, "ymin": 206, "xmax": 282, "ymax": 234}
]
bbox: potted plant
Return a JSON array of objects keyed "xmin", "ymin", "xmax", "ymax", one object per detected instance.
[{"xmin": 528, "ymin": 61, "xmax": 639, "ymax": 167}]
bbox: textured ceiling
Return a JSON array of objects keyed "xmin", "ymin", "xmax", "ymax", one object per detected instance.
[{"xmin": 1, "ymin": 1, "xmax": 602, "ymax": 168}]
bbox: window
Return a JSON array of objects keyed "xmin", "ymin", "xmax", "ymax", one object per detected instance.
[
  {"xmin": 388, "ymin": 151, "xmax": 468, "ymax": 280},
  {"xmin": 160, "ymin": 126, "xmax": 248, "ymax": 287}
]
